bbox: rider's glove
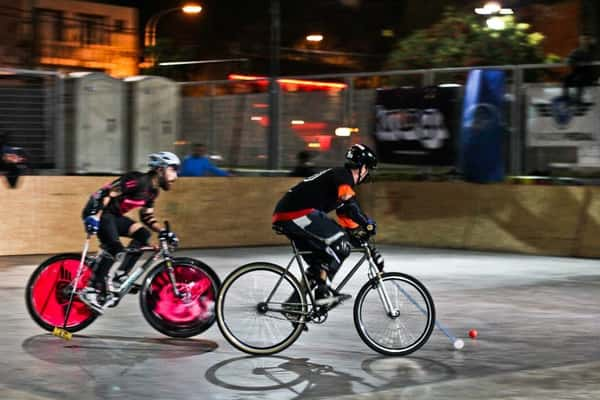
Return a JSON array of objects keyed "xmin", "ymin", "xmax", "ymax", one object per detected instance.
[
  {"xmin": 369, "ymin": 245, "xmax": 384, "ymax": 271},
  {"xmin": 159, "ymin": 229, "xmax": 179, "ymax": 249},
  {"xmin": 83, "ymin": 215, "xmax": 100, "ymax": 235},
  {"xmin": 348, "ymin": 227, "xmax": 370, "ymax": 247},
  {"xmin": 364, "ymin": 218, "xmax": 377, "ymax": 236}
]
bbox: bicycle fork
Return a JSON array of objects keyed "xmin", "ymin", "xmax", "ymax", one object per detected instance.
[{"xmin": 368, "ymin": 261, "xmax": 400, "ymax": 318}]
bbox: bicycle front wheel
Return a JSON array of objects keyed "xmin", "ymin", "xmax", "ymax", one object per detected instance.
[
  {"xmin": 217, "ymin": 262, "xmax": 306, "ymax": 355},
  {"xmin": 354, "ymin": 272, "xmax": 435, "ymax": 356},
  {"xmin": 140, "ymin": 257, "xmax": 221, "ymax": 338}
]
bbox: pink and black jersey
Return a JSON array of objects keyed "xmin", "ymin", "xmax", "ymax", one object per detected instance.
[{"xmin": 82, "ymin": 171, "xmax": 158, "ymax": 218}]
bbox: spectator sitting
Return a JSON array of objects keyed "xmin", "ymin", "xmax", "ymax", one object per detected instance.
[
  {"xmin": 289, "ymin": 150, "xmax": 317, "ymax": 177},
  {"xmin": 180, "ymin": 143, "xmax": 230, "ymax": 177},
  {"xmin": 563, "ymin": 34, "xmax": 597, "ymax": 104},
  {"xmin": 0, "ymin": 131, "xmax": 27, "ymax": 188}
]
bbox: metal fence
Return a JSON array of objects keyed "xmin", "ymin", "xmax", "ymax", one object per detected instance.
[
  {"xmin": 179, "ymin": 62, "xmax": 600, "ymax": 176},
  {"xmin": 0, "ymin": 68, "xmax": 63, "ymax": 170},
  {"xmin": 2, "ymin": 62, "xmax": 599, "ymax": 176}
]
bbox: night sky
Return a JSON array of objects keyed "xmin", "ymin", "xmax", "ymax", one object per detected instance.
[{"xmin": 91, "ymin": 0, "xmax": 568, "ymax": 76}]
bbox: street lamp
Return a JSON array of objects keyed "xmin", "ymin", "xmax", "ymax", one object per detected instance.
[
  {"xmin": 306, "ymin": 34, "xmax": 323, "ymax": 42},
  {"xmin": 474, "ymin": 2, "xmax": 513, "ymax": 31},
  {"xmin": 475, "ymin": 2, "xmax": 513, "ymax": 16},
  {"xmin": 144, "ymin": 3, "xmax": 202, "ymax": 48}
]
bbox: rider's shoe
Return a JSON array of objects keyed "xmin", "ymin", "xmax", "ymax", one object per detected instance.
[
  {"xmin": 314, "ymin": 283, "xmax": 351, "ymax": 307},
  {"xmin": 79, "ymin": 287, "xmax": 107, "ymax": 315}
]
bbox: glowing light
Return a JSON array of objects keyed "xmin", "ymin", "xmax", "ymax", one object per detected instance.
[
  {"xmin": 182, "ymin": 4, "xmax": 202, "ymax": 14},
  {"xmin": 335, "ymin": 127, "xmax": 359, "ymax": 137},
  {"xmin": 499, "ymin": 8, "xmax": 513, "ymax": 15},
  {"xmin": 335, "ymin": 127, "xmax": 351, "ymax": 137},
  {"xmin": 228, "ymin": 74, "xmax": 347, "ymax": 90},
  {"xmin": 475, "ymin": 2, "xmax": 501, "ymax": 15},
  {"xmin": 486, "ymin": 16, "xmax": 506, "ymax": 30},
  {"xmin": 250, "ymin": 116, "xmax": 263, "ymax": 121},
  {"xmin": 308, "ymin": 142, "xmax": 321, "ymax": 148},
  {"xmin": 291, "ymin": 120, "xmax": 305, "ymax": 125},
  {"xmin": 306, "ymin": 34, "xmax": 324, "ymax": 42}
]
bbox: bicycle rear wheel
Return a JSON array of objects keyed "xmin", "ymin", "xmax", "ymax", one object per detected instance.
[
  {"xmin": 25, "ymin": 254, "xmax": 98, "ymax": 333},
  {"xmin": 216, "ymin": 262, "xmax": 306, "ymax": 355},
  {"xmin": 354, "ymin": 272, "xmax": 435, "ymax": 356}
]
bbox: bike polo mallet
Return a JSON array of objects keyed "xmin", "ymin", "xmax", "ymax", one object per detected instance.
[
  {"xmin": 392, "ymin": 282, "xmax": 464, "ymax": 350},
  {"xmin": 52, "ymin": 234, "xmax": 91, "ymax": 340}
]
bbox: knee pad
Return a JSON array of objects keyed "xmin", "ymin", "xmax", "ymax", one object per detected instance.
[
  {"xmin": 331, "ymin": 237, "xmax": 351, "ymax": 261},
  {"xmin": 130, "ymin": 227, "xmax": 151, "ymax": 247},
  {"xmin": 324, "ymin": 237, "xmax": 351, "ymax": 277}
]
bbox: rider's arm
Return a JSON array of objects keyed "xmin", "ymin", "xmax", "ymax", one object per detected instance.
[
  {"xmin": 85, "ymin": 183, "xmax": 119, "ymax": 220},
  {"xmin": 140, "ymin": 207, "xmax": 162, "ymax": 232},
  {"xmin": 336, "ymin": 182, "xmax": 370, "ymax": 229}
]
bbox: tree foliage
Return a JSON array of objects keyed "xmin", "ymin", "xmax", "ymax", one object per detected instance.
[{"xmin": 387, "ymin": 9, "xmax": 550, "ymax": 70}]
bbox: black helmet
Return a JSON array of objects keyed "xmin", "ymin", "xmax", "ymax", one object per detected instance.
[{"xmin": 345, "ymin": 144, "xmax": 377, "ymax": 170}]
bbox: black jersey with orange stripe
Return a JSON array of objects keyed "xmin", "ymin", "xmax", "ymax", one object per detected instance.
[
  {"xmin": 82, "ymin": 171, "xmax": 159, "ymax": 218},
  {"xmin": 273, "ymin": 167, "xmax": 356, "ymax": 220}
]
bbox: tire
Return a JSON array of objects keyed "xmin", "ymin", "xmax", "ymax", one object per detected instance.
[
  {"xmin": 353, "ymin": 272, "xmax": 435, "ymax": 356},
  {"xmin": 216, "ymin": 262, "xmax": 306, "ymax": 355},
  {"xmin": 25, "ymin": 253, "xmax": 98, "ymax": 333},
  {"xmin": 139, "ymin": 257, "xmax": 221, "ymax": 338}
]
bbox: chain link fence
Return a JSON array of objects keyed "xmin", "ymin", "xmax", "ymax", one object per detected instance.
[{"xmin": 2, "ymin": 62, "xmax": 600, "ymax": 176}]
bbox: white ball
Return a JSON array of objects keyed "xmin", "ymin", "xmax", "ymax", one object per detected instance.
[{"xmin": 453, "ymin": 339, "xmax": 464, "ymax": 350}]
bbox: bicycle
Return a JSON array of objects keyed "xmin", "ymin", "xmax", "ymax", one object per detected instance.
[
  {"xmin": 216, "ymin": 229, "xmax": 435, "ymax": 356},
  {"xmin": 26, "ymin": 222, "xmax": 220, "ymax": 338}
]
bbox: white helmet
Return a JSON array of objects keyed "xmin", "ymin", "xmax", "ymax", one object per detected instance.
[{"xmin": 148, "ymin": 151, "xmax": 180, "ymax": 170}]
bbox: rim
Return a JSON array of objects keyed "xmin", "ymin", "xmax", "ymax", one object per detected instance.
[
  {"xmin": 147, "ymin": 265, "xmax": 216, "ymax": 327},
  {"xmin": 30, "ymin": 258, "xmax": 94, "ymax": 328},
  {"xmin": 220, "ymin": 266, "xmax": 302, "ymax": 352},
  {"xmin": 358, "ymin": 276, "xmax": 432, "ymax": 353}
]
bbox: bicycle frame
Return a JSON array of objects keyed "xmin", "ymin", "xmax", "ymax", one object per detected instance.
[
  {"xmin": 100, "ymin": 238, "xmax": 180, "ymax": 300},
  {"xmin": 266, "ymin": 240, "xmax": 399, "ymax": 320}
]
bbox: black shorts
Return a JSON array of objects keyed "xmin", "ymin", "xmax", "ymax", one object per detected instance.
[
  {"xmin": 274, "ymin": 210, "xmax": 349, "ymax": 274},
  {"xmin": 97, "ymin": 213, "xmax": 136, "ymax": 255}
]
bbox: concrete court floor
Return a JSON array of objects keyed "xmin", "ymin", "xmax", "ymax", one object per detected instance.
[{"xmin": 1, "ymin": 245, "xmax": 599, "ymax": 400}]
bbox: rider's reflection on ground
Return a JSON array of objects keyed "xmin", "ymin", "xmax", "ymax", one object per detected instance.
[
  {"xmin": 205, "ymin": 354, "xmax": 456, "ymax": 399},
  {"xmin": 361, "ymin": 356, "xmax": 457, "ymax": 388},
  {"xmin": 22, "ymin": 334, "xmax": 217, "ymax": 367},
  {"xmin": 21, "ymin": 334, "xmax": 219, "ymax": 399}
]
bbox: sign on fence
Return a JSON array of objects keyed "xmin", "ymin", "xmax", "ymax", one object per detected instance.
[
  {"xmin": 373, "ymin": 86, "xmax": 460, "ymax": 166},
  {"xmin": 526, "ymin": 86, "xmax": 598, "ymax": 147}
]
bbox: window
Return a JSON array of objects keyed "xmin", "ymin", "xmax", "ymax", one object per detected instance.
[
  {"xmin": 78, "ymin": 14, "xmax": 107, "ymax": 45},
  {"xmin": 114, "ymin": 19, "xmax": 126, "ymax": 33},
  {"xmin": 35, "ymin": 8, "xmax": 64, "ymax": 41}
]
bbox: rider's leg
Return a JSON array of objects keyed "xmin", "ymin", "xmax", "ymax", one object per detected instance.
[
  {"xmin": 80, "ymin": 214, "xmax": 126, "ymax": 313},
  {"xmin": 91, "ymin": 214, "xmax": 125, "ymax": 291},
  {"xmin": 278, "ymin": 211, "xmax": 352, "ymax": 304},
  {"xmin": 114, "ymin": 223, "xmax": 151, "ymax": 278}
]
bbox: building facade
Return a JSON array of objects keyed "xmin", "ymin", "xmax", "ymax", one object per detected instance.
[{"xmin": 0, "ymin": 0, "xmax": 138, "ymax": 77}]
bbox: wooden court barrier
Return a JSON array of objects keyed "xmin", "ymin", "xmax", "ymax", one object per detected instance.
[{"xmin": 1, "ymin": 177, "xmax": 599, "ymax": 258}]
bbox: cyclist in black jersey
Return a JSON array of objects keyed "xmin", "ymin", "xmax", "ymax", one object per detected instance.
[
  {"xmin": 79, "ymin": 151, "xmax": 181, "ymax": 313},
  {"xmin": 273, "ymin": 144, "xmax": 382, "ymax": 306}
]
